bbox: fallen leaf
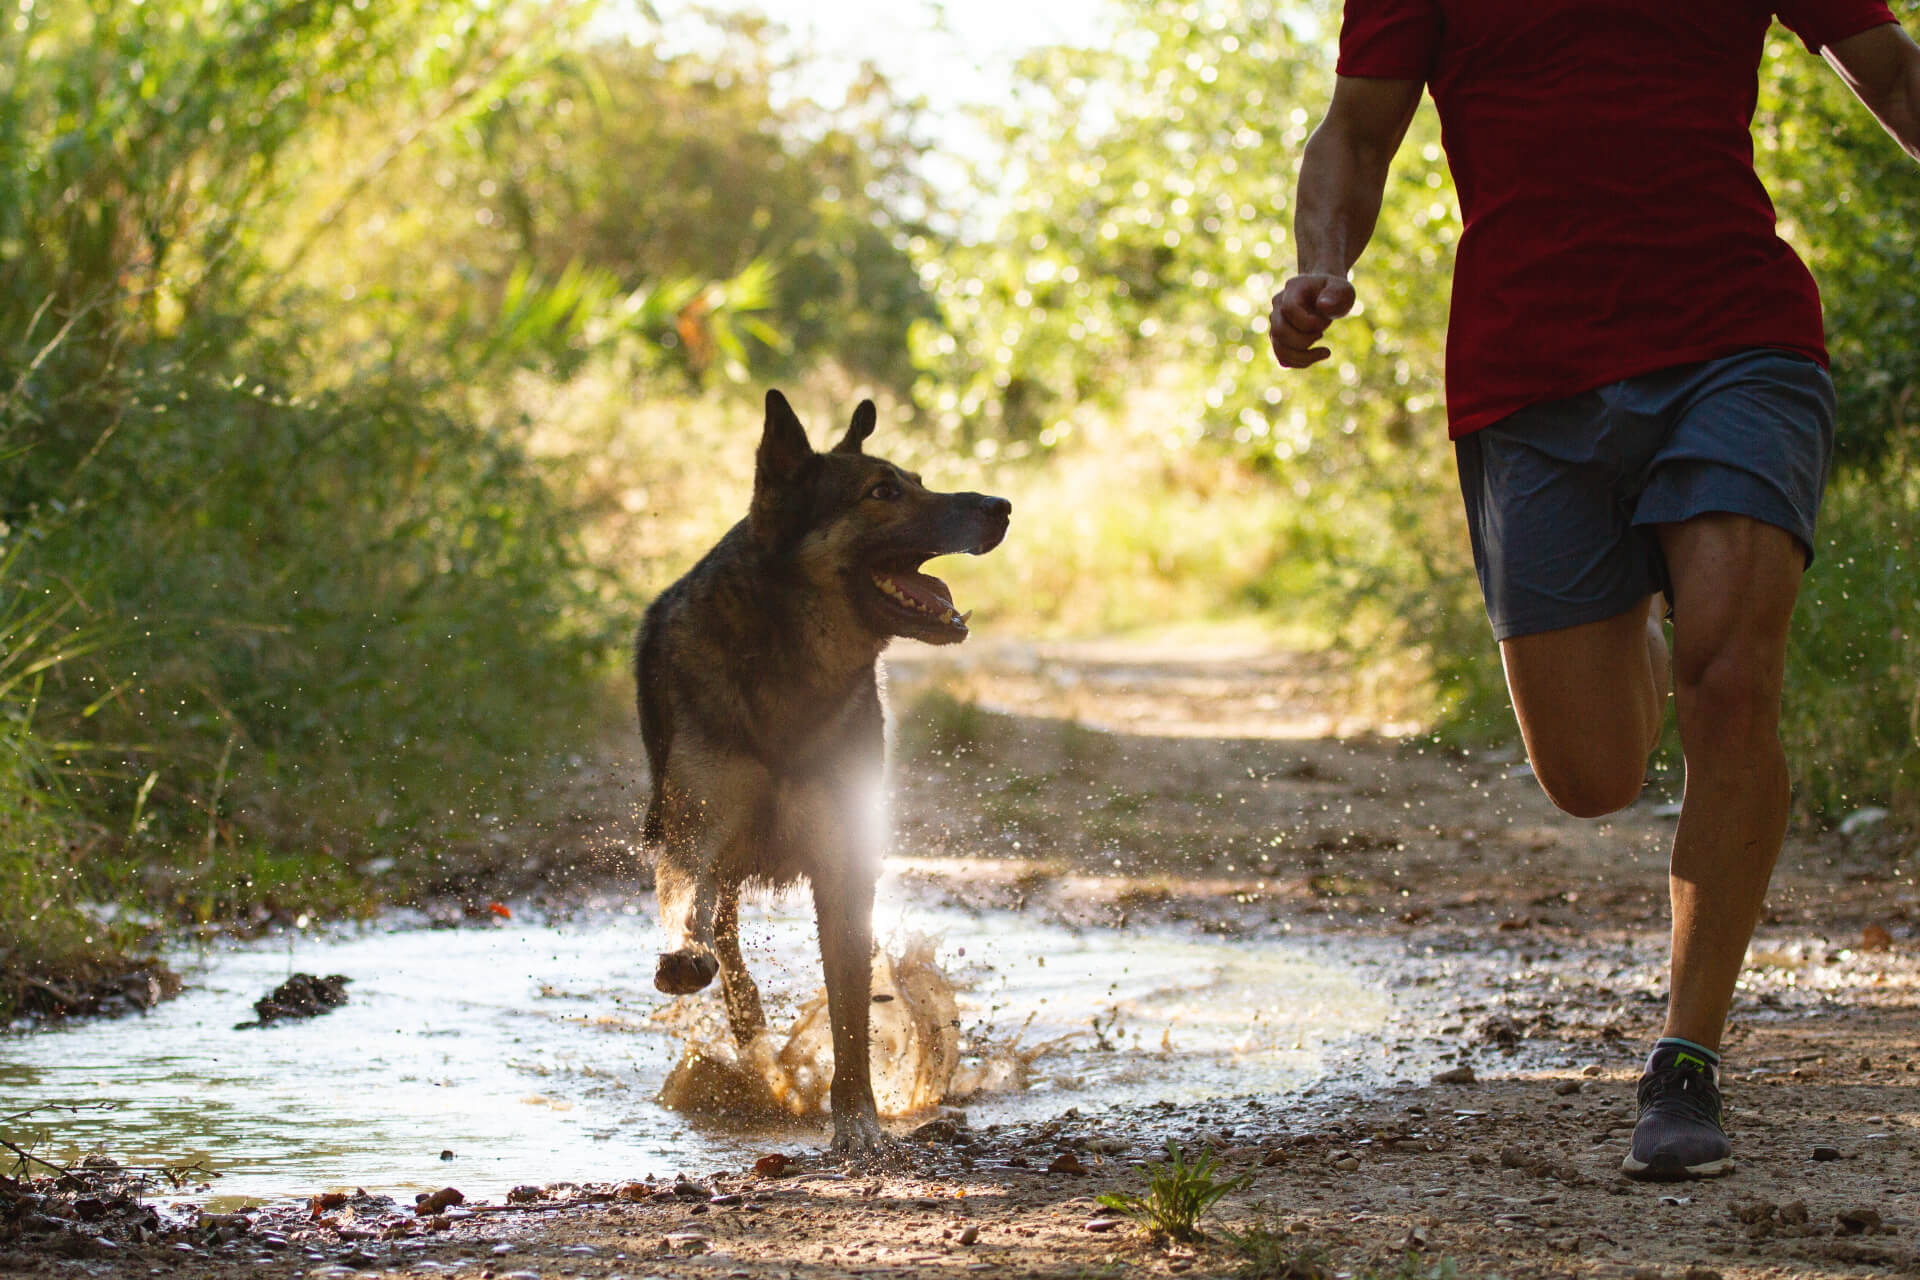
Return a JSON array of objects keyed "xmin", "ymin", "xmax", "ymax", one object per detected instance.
[{"xmin": 488, "ymin": 902, "xmax": 512, "ymax": 919}]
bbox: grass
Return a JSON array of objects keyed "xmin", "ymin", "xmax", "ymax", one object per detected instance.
[{"xmin": 1096, "ymin": 1138, "xmax": 1251, "ymax": 1242}]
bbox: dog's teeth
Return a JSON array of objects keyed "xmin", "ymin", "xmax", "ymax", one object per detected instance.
[{"xmin": 956, "ymin": 610, "xmax": 972, "ymax": 625}]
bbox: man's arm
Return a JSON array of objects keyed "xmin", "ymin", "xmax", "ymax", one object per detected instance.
[
  {"xmin": 1824, "ymin": 22, "xmax": 1920, "ymax": 162},
  {"xmin": 1269, "ymin": 75, "xmax": 1425, "ymax": 369}
]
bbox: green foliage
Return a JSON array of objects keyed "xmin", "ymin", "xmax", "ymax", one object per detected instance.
[
  {"xmin": 1786, "ymin": 457, "xmax": 1920, "ymax": 821},
  {"xmin": 338, "ymin": 16, "xmax": 939, "ymax": 389},
  {"xmin": 1755, "ymin": 32, "xmax": 1920, "ymax": 469},
  {"xmin": 1096, "ymin": 1138, "xmax": 1251, "ymax": 1241},
  {"xmin": 0, "ymin": 0, "xmax": 638, "ymax": 1005}
]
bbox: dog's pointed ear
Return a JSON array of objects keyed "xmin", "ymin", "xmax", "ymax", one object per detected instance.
[
  {"xmin": 832, "ymin": 400, "xmax": 877, "ymax": 454},
  {"xmin": 751, "ymin": 390, "xmax": 814, "ymax": 547},
  {"xmin": 757, "ymin": 390, "xmax": 813, "ymax": 483}
]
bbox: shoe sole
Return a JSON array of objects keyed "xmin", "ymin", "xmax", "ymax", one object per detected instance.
[{"xmin": 1620, "ymin": 1152, "xmax": 1735, "ymax": 1181}]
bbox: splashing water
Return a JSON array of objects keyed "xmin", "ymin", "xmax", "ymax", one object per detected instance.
[{"xmin": 658, "ymin": 936, "xmax": 962, "ymax": 1123}]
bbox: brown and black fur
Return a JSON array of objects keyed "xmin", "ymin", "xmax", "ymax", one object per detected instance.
[{"xmin": 635, "ymin": 389, "xmax": 1010, "ymax": 1156}]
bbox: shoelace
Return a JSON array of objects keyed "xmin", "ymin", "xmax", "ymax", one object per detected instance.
[{"xmin": 1638, "ymin": 1065, "xmax": 1722, "ymax": 1129}]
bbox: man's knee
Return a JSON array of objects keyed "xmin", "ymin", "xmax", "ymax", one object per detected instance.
[
  {"xmin": 1673, "ymin": 646, "xmax": 1783, "ymax": 747},
  {"xmin": 1531, "ymin": 750, "xmax": 1646, "ymax": 818}
]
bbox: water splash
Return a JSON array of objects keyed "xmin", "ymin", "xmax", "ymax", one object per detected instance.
[{"xmin": 658, "ymin": 936, "xmax": 963, "ymax": 1122}]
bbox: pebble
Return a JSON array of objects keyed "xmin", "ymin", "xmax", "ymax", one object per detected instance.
[
  {"xmin": 1084, "ymin": 1218, "xmax": 1123, "ymax": 1232},
  {"xmin": 491, "ymin": 1243, "xmax": 515, "ymax": 1255},
  {"xmin": 1432, "ymin": 1065, "xmax": 1477, "ymax": 1085},
  {"xmin": 709, "ymin": 1193, "xmax": 743, "ymax": 1206},
  {"xmin": 1334, "ymin": 1157, "xmax": 1361, "ymax": 1173},
  {"xmin": 1837, "ymin": 1206, "xmax": 1883, "ymax": 1235},
  {"xmin": 1580, "ymin": 1064, "xmax": 1605, "ymax": 1077},
  {"xmin": 1553, "ymin": 1079, "xmax": 1583, "ymax": 1096},
  {"xmin": 1047, "ymin": 1152, "xmax": 1088, "ymax": 1176},
  {"xmin": 415, "ymin": 1187, "xmax": 464, "ymax": 1216},
  {"xmin": 1811, "ymin": 1144, "xmax": 1844, "ymax": 1161},
  {"xmin": 959, "ymin": 1224, "xmax": 979, "ymax": 1245}
]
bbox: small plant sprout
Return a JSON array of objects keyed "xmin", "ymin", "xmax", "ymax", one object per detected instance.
[{"xmin": 1095, "ymin": 1137, "xmax": 1251, "ymax": 1242}]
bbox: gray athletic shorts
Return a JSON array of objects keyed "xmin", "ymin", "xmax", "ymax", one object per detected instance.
[{"xmin": 1454, "ymin": 348, "xmax": 1836, "ymax": 642}]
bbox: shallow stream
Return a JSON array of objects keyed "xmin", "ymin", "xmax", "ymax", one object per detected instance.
[{"xmin": 0, "ymin": 869, "xmax": 1390, "ymax": 1203}]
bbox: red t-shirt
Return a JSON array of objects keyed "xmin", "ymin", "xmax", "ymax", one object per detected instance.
[{"xmin": 1336, "ymin": 0, "xmax": 1897, "ymax": 438}]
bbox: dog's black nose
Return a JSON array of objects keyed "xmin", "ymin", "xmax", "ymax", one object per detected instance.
[{"xmin": 981, "ymin": 496, "xmax": 1012, "ymax": 519}]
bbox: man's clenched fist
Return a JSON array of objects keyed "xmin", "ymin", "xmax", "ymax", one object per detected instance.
[{"xmin": 1269, "ymin": 274, "xmax": 1356, "ymax": 368}]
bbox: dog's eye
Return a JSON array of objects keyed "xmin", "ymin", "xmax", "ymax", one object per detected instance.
[{"xmin": 868, "ymin": 481, "xmax": 901, "ymax": 501}]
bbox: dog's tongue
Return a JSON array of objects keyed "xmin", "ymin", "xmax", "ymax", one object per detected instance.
[{"xmin": 876, "ymin": 569, "xmax": 953, "ymax": 613}]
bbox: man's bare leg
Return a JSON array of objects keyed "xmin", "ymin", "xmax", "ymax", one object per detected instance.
[
  {"xmin": 1500, "ymin": 593, "xmax": 1669, "ymax": 819},
  {"xmin": 1655, "ymin": 514, "xmax": 1803, "ymax": 1050}
]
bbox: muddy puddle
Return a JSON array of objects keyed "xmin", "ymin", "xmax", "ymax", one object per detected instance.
[{"xmin": 0, "ymin": 866, "xmax": 1390, "ymax": 1203}]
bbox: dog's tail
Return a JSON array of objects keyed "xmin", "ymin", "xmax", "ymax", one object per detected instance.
[{"xmin": 634, "ymin": 607, "xmax": 672, "ymax": 846}]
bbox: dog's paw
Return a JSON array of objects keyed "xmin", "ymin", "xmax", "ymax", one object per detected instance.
[
  {"xmin": 654, "ymin": 949, "xmax": 719, "ymax": 994},
  {"xmin": 828, "ymin": 1109, "xmax": 890, "ymax": 1163}
]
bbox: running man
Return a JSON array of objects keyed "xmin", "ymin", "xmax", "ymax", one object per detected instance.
[{"xmin": 1269, "ymin": 3, "xmax": 1920, "ymax": 1180}]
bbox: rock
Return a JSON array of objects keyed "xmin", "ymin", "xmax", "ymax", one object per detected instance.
[
  {"xmin": 1779, "ymin": 1200, "xmax": 1810, "ymax": 1224},
  {"xmin": 1553, "ymin": 1079, "xmax": 1583, "ymax": 1096},
  {"xmin": 1431, "ymin": 1065, "xmax": 1477, "ymax": 1085},
  {"xmin": 615, "ymin": 1183, "xmax": 648, "ymax": 1201},
  {"xmin": 709, "ymin": 1193, "xmax": 742, "ymax": 1206},
  {"xmin": 754, "ymin": 1153, "xmax": 795, "ymax": 1177},
  {"xmin": 309, "ymin": 1191, "xmax": 349, "ymax": 1216},
  {"xmin": 1084, "ymin": 1218, "xmax": 1122, "ymax": 1233},
  {"xmin": 1334, "ymin": 1156, "xmax": 1361, "ymax": 1173},
  {"xmin": 1478, "ymin": 1015, "xmax": 1524, "ymax": 1048},
  {"xmin": 959, "ymin": 1224, "xmax": 979, "ymax": 1246},
  {"xmin": 1047, "ymin": 1152, "xmax": 1088, "ymax": 1176},
  {"xmin": 413, "ymin": 1188, "xmax": 463, "ymax": 1216},
  {"xmin": 1681, "ymin": 1268, "xmax": 1723, "ymax": 1280},
  {"xmin": 1580, "ymin": 1064, "xmax": 1604, "ymax": 1077},
  {"xmin": 1811, "ymin": 1144, "xmax": 1844, "ymax": 1161},
  {"xmin": 237, "ymin": 973, "xmax": 352, "ymax": 1029},
  {"xmin": 507, "ymin": 1185, "xmax": 543, "ymax": 1204},
  {"xmin": 1837, "ymin": 1207, "xmax": 1883, "ymax": 1236},
  {"xmin": 1261, "ymin": 1148, "xmax": 1288, "ymax": 1167},
  {"xmin": 440, "ymin": 1150, "xmax": 455, "ymax": 1161},
  {"xmin": 672, "ymin": 1178, "xmax": 711, "ymax": 1199},
  {"xmin": 664, "ymin": 1230, "xmax": 711, "ymax": 1254}
]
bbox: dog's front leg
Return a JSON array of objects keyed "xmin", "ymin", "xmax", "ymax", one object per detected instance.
[
  {"xmin": 813, "ymin": 864, "xmax": 884, "ymax": 1158},
  {"xmin": 651, "ymin": 762, "xmax": 762, "ymax": 995},
  {"xmin": 713, "ymin": 881, "xmax": 767, "ymax": 1044}
]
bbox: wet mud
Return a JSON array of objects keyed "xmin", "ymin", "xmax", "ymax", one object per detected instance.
[
  {"xmin": 234, "ymin": 973, "xmax": 353, "ymax": 1030},
  {"xmin": 5, "ymin": 636, "xmax": 1919, "ymax": 1279}
]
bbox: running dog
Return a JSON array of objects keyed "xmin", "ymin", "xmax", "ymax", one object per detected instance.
[{"xmin": 635, "ymin": 389, "xmax": 1010, "ymax": 1156}]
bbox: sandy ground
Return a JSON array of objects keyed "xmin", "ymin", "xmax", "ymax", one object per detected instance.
[{"xmin": 7, "ymin": 636, "xmax": 1920, "ymax": 1279}]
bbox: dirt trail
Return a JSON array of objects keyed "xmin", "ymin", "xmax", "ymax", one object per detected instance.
[{"xmin": 9, "ymin": 637, "xmax": 1920, "ymax": 1279}]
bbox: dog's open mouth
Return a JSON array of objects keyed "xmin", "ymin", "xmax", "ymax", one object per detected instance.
[{"xmin": 869, "ymin": 557, "xmax": 971, "ymax": 633}]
